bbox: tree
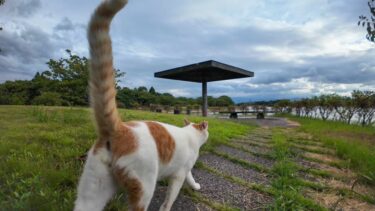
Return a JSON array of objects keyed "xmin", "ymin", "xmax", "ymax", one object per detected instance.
[
  {"xmin": 274, "ymin": 100, "xmax": 291, "ymax": 113},
  {"xmin": 0, "ymin": 80, "xmax": 31, "ymax": 105},
  {"xmin": 0, "ymin": 49, "xmax": 124, "ymax": 106},
  {"xmin": 352, "ymin": 90, "xmax": 375, "ymax": 126},
  {"xmin": 43, "ymin": 50, "xmax": 90, "ymax": 105},
  {"xmin": 292, "ymin": 100, "xmax": 303, "ymax": 117},
  {"xmin": 358, "ymin": 0, "xmax": 375, "ymax": 42},
  {"xmin": 137, "ymin": 86, "xmax": 148, "ymax": 92},
  {"xmin": 158, "ymin": 93, "xmax": 175, "ymax": 106},
  {"xmin": 330, "ymin": 95, "xmax": 357, "ymax": 124},
  {"xmin": 116, "ymin": 87, "xmax": 137, "ymax": 108},
  {"xmin": 32, "ymin": 92, "xmax": 63, "ymax": 106},
  {"xmin": 42, "ymin": 49, "xmax": 124, "ymax": 106},
  {"xmin": 300, "ymin": 98, "xmax": 316, "ymax": 117},
  {"xmin": 149, "ymin": 86, "xmax": 156, "ymax": 95},
  {"xmin": 216, "ymin": 95, "xmax": 234, "ymax": 106},
  {"xmin": 317, "ymin": 95, "xmax": 335, "ymax": 121}
]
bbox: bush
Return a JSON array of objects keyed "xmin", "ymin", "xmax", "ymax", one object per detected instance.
[{"xmin": 32, "ymin": 92, "xmax": 63, "ymax": 106}]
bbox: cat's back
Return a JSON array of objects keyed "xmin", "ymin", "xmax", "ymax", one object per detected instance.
[
  {"xmin": 123, "ymin": 120, "xmax": 187, "ymax": 140},
  {"xmin": 120, "ymin": 120, "xmax": 190, "ymax": 159}
]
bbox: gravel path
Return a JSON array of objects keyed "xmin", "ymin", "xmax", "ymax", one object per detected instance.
[
  {"xmin": 148, "ymin": 123, "xmax": 374, "ymax": 210},
  {"xmin": 192, "ymin": 168, "xmax": 273, "ymax": 210},
  {"xmin": 237, "ymin": 117, "xmax": 299, "ymax": 128},
  {"xmin": 148, "ymin": 185, "xmax": 212, "ymax": 211},
  {"xmin": 232, "ymin": 142, "xmax": 272, "ymax": 155},
  {"xmin": 234, "ymin": 140, "xmax": 272, "ymax": 148},
  {"xmin": 198, "ymin": 154, "xmax": 270, "ymax": 185},
  {"xmin": 244, "ymin": 137, "xmax": 272, "ymax": 144},
  {"xmin": 147, "ymin": 127, "xmax": 276, "ymax": 210},
  {"xmin": 215, "ymin": 145, "xmax": 274, "ymax": 168}
]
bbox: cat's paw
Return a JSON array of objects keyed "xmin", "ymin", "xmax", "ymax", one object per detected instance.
[{"xmin": 192, "ymin": 183, "xmax": 201, "ymax": 190}]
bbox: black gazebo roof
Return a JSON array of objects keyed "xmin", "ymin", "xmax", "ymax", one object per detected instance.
[{"xmin": 154, "ymin": 60, "xmax": 254, "ymax": 83}]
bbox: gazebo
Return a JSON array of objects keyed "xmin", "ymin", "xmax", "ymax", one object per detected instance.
[{"xmin": 154, "ymin": 60, "xmax": 254, "ymax": 116}]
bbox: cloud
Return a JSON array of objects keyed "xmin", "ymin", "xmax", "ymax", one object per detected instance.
[
  {"xmin": 54, "ymin": 17, "xmax": 77, "ymax": 32},
  {"xmin": 0, "ymin": 21, "xmax": 54, "ymax": 80},
  {"xmin": 0, "ymin": 16, "xmax": 87, "ymax": 82},
  {"xmin": 0, "ymin": 0, "xmax": 374, "ymax": 102},
  {"xmin": 2, "ymin": 0, "xmax": 41, "ymax": 17}
]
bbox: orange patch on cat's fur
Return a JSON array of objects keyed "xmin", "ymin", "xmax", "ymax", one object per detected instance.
[
  {"xmin": 145, "ymin": 122, "xmax": 176, "ymax": 163},
  {"xmin": 111, "ymin": 124, "xmax": 138, "ymax": 160},
  {"xmin": 193, "ymin": 121, "xmax": 208, "ymax": 131},
  {"xmin": 113, "ymin": 167, "xmax": 144, "ymax": 211}
]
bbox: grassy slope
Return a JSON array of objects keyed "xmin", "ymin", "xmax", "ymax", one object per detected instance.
[
  {"xmin": 283, "ymin": 115, "xmax": 375, "ymax": 185},
  {"xmin": 0, "ymin": 106, "xmax": 253, "ymax": 210}
]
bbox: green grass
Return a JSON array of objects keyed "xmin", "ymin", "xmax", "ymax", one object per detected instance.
[
  {"xmin": 299, "ymin": 167, "xmax": 349, "ymax": 182},
  {"xmin": 268, "ymin": 129, "xmax": 327, "ymax": 211},
  {"xmin": 290, "ymin": 143, "xmax": 335, "ymax": 156},
  {"xmin": 282, "ymin": 115, "xmax": 375, "ymax": 185},
  {"xmin": 183, "ymin": 188, "xmax": 240, "ymax": 211},
  {"xmin": 0, "ymin": 105, "xmax": 253, "ymax": 210}
]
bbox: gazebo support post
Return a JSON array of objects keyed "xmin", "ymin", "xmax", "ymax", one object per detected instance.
[
  {"xmin": 154, "ymin": 60, "xmax": 254, "ymax": 117},
  {"xmin": 202, "ymin": 80, "xmax": 208, "ymax": 117}
]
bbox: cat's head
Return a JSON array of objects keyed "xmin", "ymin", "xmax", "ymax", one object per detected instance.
[{"xmin": 184, "ymin": 119, "xmax": 209, "ymax": 144}]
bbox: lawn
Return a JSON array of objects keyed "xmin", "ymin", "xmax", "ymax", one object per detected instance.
[
  {"xmin": 283, "ymin": 114, "xmax": 375, "ymax": 186},
  {"xmin": 0, "ymin": 105, "xmax": 253, "ymax": 210}
]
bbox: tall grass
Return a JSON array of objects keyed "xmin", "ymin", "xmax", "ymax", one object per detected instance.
[
  {"xmin": 269, "ymin": 129, "xmax": 326, "ymax": 211},
  {"xmin": 284, "ymin": 115, "xmax": 375, "ymax": 185},
  {"xmin": 0, "ymin": 105, "xmax": 252, "ymax": 210}
]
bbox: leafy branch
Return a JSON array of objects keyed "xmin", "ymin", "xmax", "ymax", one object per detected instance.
[{"xmin": 358, "ymin": 0, "xmax": 375, "ymax": 42}]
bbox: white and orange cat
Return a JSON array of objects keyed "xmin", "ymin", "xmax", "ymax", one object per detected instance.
[{"xmin": 74, "ymin": 0, "xmax": 208, "ymax": 210}]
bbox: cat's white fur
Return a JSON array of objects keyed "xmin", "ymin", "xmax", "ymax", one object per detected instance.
[
  {"xmin": 75, "ymin": 122, "xmax": 208, "ymax": 211},
  {"xmin": 74, "ymin": 1, "xmax": 208, "ymax": 210}
]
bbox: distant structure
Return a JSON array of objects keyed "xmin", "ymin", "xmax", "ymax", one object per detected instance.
[{"xmin": 154, "ymin": 60, "xmax": 254, "ymax": 116}]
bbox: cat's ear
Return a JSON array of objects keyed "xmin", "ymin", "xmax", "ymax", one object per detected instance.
[
  {"xmin": 200, "ymin": 121, "xmax": 208, "ymax": 130},
  {"xmin": 184, "ymin": 118, "xmax": 191, "ymax": 126}
]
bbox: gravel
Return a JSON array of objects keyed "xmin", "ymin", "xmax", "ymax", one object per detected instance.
[
  {"xmin": 234, "ymin": 140, "xmax": 271, "ymax": 148},
  {"xmin": 215, "ymin": 145, "xmax": 274, "ymax": 168},
  {"xmin": 232, "ymin": 142, "xmax": 272, "ymax": 155},
  {"xmin": 192, "ymin": 168, "xmax": 273, "ymax": 210},
  {"xmin": 237, "ymin": 118, "xmax": 294, "ymax": 128},
  {"xmin": 147, "ymin": 127, "xmax": 278, "ymax": 210},
  {"xmin": 245, "ymin": 137, "xmax": 272, "ymax": 144},
  {"xmin": 148, "ymin": 185, "xmax": 212, "ymax": 211},
  {"xmin": 198, "ymin": 154, "xmax": 270, "ymax": 185}
]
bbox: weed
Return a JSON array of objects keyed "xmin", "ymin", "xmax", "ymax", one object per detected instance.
[{"xmin": 268, "ymin": 129, "xmax": 327, "ymax": 211}]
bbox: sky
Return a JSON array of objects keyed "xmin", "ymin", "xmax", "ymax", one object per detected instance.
[{"xmin": 0, "ymin": 0, "xmax": 374, "ymax": 102}]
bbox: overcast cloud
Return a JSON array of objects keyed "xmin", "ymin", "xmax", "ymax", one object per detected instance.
[{"xmin": 0, "ymin": 0, "xmax": 374, "ymax": 102}]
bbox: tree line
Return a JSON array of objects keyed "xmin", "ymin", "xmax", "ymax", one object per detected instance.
[
  {"xmin": 273, "ymin": 91, "xmax": 375, "ymax": 126},
  {"xmin": 0, "ymin": 50, "xmax": 234, "ymax": 109}
]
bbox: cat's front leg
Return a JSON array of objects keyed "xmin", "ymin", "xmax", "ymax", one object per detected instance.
[{"xmin": 185, "ymin": 171, "xmax": 200, "ymax": 190}]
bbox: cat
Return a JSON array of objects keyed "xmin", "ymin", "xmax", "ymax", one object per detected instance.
[{"xmin": 73, "ymin": 0, "xmax": 209, "ymax": 211}]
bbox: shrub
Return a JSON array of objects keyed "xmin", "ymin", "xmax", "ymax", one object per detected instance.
[{"xmin": 32, "ymin": 92, "xmax": 63, "ymax": 106}]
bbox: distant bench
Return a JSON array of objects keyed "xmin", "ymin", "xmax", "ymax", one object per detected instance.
[{"xmin": 219, "ymin": 111, "xmax": 276, "ymax": 119}]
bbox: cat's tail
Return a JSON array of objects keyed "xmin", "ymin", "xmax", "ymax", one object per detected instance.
[{"xmin": 88, "ymin": 0, "xmax": 128, "ymax": 139}]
